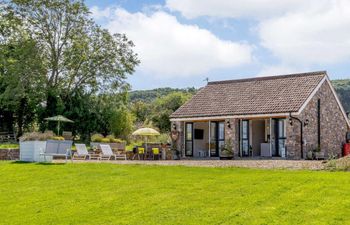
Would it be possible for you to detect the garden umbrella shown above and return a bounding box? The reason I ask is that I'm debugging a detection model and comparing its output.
[132,128,160,153]
[44,115,74,135]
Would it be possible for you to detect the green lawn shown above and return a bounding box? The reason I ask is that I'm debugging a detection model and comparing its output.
[0,162,350,225]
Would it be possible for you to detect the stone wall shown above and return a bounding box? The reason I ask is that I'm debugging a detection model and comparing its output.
[171,121,185,158]
[0,149,19,160]
[286,81,349,159]
[225,118,240,157]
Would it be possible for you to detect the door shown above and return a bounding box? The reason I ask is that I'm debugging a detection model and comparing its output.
[185,122,193,156]
[274,119,286,157]
[240,120,250,156]
[210,121,225,157]
[277,119,286,157]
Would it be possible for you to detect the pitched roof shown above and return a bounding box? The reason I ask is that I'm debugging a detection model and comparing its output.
[171,71,327,119]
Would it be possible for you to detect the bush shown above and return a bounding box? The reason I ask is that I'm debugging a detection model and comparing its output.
[110,138,124,143]
[106,134,115,142]
[91,133,104,142]
[100,138,110,143]
[20,131,54,141]
[51,136,65,141]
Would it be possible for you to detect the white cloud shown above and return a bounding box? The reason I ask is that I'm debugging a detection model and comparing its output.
[166,0,308,19]
[259,0,350,65]
[92,7,253,77]
[167,0,350,67]
[90,6,113,20]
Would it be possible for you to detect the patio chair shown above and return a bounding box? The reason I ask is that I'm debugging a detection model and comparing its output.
[73,144,98,160]
[137,147,145,160]
[100,144,127,160]
[152,148,160,160]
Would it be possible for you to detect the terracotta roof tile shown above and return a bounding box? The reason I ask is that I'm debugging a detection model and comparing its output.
[171,71,326,118]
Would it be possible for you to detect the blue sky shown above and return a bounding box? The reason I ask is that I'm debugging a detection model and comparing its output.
[86,0,350,90]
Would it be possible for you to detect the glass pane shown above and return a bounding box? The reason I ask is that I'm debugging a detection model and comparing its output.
[242,140,249,155]
[210,123,216,141]
[242,121,248,138]
[278,139,286,157]
[278,120,285,138]
[186,123,192,140]
[186,141,193,155]
[218,122,225,140]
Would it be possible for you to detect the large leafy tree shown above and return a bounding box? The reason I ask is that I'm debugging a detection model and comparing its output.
[1,0,139,137]
[10,0,138,95]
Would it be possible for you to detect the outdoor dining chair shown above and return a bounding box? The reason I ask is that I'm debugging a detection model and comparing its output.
[137,147,145,160]
[152,148,160,160]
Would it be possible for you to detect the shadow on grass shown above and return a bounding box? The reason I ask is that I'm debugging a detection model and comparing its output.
[11,161,66,166]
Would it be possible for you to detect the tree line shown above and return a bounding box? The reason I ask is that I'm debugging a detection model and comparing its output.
[0,0,194,142]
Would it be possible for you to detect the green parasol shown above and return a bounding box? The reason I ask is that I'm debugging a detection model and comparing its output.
[44,115,74,135]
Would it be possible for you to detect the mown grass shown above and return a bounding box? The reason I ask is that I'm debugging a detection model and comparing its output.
[0,162,349,225]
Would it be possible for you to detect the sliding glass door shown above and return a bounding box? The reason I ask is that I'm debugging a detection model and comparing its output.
[185,123,193,156]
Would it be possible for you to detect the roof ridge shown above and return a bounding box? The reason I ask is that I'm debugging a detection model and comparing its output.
[208,70,327,85]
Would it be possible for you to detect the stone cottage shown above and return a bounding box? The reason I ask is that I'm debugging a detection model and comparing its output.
[170,71,349,159]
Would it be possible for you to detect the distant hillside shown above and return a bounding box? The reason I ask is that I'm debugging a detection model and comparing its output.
[129,80,350,113]
[332,79,350,114]
[129,87,197,102]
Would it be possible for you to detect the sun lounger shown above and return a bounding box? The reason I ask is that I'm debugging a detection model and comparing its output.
[100,144,126,160]
[74,144,100,160]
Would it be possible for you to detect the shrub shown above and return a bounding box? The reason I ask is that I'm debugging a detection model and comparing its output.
[110,138,124,143]
[91,133,104,142]
[100,138,110,143]
[20,131,55,141]
[51,136,65,141]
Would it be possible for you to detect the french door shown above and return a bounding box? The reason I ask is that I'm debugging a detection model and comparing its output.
[210,121,225,157]
[275,119,286,157]
[240,120,250,156]
[185,122,193,156]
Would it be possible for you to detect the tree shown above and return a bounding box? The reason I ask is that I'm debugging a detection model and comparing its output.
[151,92,192,132]
[1,0,139,137]
[0,9,46,136]
[8,0,139,126]
[109,106,135,139]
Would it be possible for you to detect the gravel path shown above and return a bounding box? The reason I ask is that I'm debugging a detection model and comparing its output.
[63,159,326,170]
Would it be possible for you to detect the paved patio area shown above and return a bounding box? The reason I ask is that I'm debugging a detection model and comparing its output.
[61,159,326,170]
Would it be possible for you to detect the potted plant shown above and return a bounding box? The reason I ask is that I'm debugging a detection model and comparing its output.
[220,139,234,160]
[306,150,314,160]
[19,131,54,162]
[313,146,325,160]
